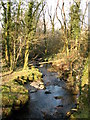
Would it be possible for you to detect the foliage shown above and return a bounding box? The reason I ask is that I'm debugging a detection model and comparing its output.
[69,1,80,40]
[70,59,89,119]
[81,59,88,87]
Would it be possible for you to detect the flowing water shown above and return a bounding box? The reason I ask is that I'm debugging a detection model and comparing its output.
[6,64,77,120]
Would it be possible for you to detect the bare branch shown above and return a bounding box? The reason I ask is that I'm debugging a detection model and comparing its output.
[81,0,88,30]
[62,0,67,34]
[56,0,63,28]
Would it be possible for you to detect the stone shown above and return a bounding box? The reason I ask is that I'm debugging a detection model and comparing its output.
[55,105,63,109]
[30,82,39,89]
[39,84,45,89]
[45,90,51,94]
[30,81,45,89]
[30,89,37,93]
[54,96,63,100]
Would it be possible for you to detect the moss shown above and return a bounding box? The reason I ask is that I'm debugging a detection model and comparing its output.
[14,67,42,84]
[71,107,89,119]
[1,80,29,118]
[14,99,21,106]
[34,75,38,81]
[18,94,28,105]
[0,93,2,107]
[71,61,89,119]
[28,75,33,81]
[1,86,10,93]
[81,60,88,87]
[1,66,42,118]
[2,107,12,117]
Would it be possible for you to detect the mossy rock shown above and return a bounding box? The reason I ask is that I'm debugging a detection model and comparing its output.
[14,99,21,106]
[1,80,29,118]
[21,76,24,79]
[14,77,27,85]
[23,75,28,80]
[2,107,12,117]
[14,67,43,83]
[34,75,38,81]
[18,94,28,105]
[1,86,10,93]
[2,94,14,107]
[28,75,33,81]
[13,106,20,110]
[22,79,27,84]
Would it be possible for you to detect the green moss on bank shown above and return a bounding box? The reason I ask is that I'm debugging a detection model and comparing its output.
[70,60,89,119]
[1,66,43,118]
[1,80,29,118]
[14,66,43,85]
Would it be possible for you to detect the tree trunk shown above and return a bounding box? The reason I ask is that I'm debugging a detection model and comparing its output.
[23,41,29,70]
[10,52,13,71]
[5,32,9,62]
[52,23,54,35]
[7,0,12,69]
[1,1,9,63]
[75,38,78,50]
[43,11,47,56]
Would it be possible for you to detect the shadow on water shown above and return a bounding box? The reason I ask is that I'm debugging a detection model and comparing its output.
[4,64,77,120]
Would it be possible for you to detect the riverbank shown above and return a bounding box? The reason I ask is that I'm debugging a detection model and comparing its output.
[1,66,43,119]
[0,80,29,119]
[46,54,89,119]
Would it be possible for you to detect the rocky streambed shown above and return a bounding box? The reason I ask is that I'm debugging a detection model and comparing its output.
[3,64,77,120]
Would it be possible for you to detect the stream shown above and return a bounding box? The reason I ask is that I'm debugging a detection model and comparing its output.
[6,64,77,120]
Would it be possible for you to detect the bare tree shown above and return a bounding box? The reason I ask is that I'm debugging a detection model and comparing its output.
[56,0,69,55]
[81,0,88,30]
[48,6,55,34]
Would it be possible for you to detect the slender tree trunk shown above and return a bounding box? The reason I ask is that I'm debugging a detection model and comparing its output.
[75,38,78,50]
[23,40,29,69]
[10,52,13,71]
[7,0,12,70]
[1,1,9,63]
[43,11,47,56]
[88,4,90,116]
[13,38,16,70]
[7,31,10,67]
[52,23,54,35]
[5,32,8,62]
[66,43,69,56]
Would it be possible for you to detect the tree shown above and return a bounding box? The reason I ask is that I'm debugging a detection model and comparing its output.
[69,0,81,50]
[48,6,55,34]
[81,0,88,30]
[24,0,44,69]
[56,0,69,55]
[23,1,34,69]
[13,0,22,70]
